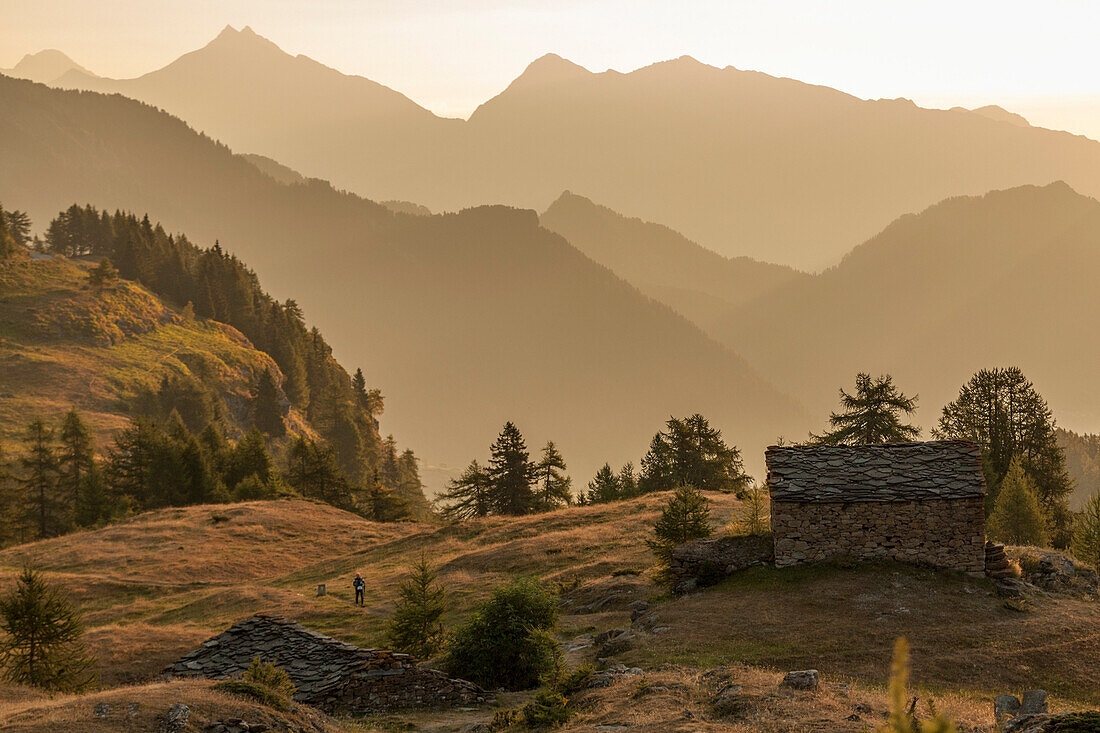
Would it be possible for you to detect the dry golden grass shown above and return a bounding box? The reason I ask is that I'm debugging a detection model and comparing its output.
[0,678,345,732]
[0,491,1096,732]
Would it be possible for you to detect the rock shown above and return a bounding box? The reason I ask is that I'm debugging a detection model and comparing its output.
[629,600,650,622]
[93,702,110,718]
[994,694,1021,726]
[597,632,636,658]
[780,669,819,691]
[1020,689,1048,715]
[594,628,626,645]
[159,703,190,733]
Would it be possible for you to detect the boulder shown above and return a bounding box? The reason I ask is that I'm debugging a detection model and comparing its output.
[1021,689,1048,715]
[780,670,819,691]
[994,694,1022,726]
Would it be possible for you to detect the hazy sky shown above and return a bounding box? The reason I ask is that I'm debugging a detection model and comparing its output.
[4,0,1100,135]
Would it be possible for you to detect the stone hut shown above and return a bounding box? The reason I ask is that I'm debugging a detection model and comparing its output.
[766,441,986,573]
[164,614,484,714]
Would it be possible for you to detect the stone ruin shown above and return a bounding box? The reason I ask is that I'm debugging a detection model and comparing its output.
[164,614,484,714]
[670,534,774,593]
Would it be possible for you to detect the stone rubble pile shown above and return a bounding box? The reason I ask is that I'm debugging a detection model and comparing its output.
[164,614,484,714]
[985,541,1014,579]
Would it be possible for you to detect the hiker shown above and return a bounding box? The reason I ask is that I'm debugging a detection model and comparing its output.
[353,572,366,606]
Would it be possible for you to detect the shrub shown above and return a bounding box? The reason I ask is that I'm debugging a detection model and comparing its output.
[214,656,296,711]
[443,578,560,690]
[520,688,570,727]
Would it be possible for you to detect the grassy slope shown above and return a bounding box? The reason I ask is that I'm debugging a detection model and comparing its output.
[0,494,1096,730]
[0,248,308,447]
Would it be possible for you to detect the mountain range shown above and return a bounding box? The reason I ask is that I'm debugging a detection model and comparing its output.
[43,25,1100,269]
[0,73,803,488]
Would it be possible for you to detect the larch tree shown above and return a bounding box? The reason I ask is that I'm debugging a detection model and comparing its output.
[20,419,61,539]
[252,370,286,437]
[436,460,492,520]
[640,414,750,494]
[936,367,1073,538]
[0,568,96,692]
[534,441,572,511]
[585,464,621,504]
[987,459,1048,547]
[647,485,713,570]
[487,422,535,515]
[57,410,94,517]
[813,373,920,446]
[386,557,447,658]
[1071,491,1100,568]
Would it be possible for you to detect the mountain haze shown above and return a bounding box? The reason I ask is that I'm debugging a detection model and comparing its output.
[0,74,803,487]
[1,49,95,84]
[714,182,1100,436]
[541,191,806,332]
[51,28,1100,269]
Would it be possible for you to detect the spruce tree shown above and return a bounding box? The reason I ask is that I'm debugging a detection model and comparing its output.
[386,557,447,658]
[285,437,353,509]
[487,422,535,515]
[534,441,572,511]
[647,485,713,568]
[585,464,621,504]
[394,449,430,520]
[987,459,1048,546]
[0,568,96,691]
[437,460,492,520]
[87,258,120,289]
[252,370,286,437]
[1071,491,1100,568]
[813,373,920,446]
[20,419,61,539]
[227,429,275,491]
[57,410,94,519]
[617,462,639,499]
[72,464,112,528]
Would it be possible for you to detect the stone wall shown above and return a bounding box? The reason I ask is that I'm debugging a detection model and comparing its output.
[670,534,775,593]
[165,614,484,714]
[771,497,985,572]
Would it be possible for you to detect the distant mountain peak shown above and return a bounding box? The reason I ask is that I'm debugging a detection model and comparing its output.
[5,49,95,83]
[511,53,591,87]
[205,24,283,55]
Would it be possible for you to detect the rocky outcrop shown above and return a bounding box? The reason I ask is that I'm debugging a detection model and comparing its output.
[670,534,774,593]
[164,614,484,714]
[1014,548,1099,597]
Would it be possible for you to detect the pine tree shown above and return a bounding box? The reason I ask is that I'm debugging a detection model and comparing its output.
[436,460,492,520]
[585,464,621,504]
[386,557,447,658]
[252,370,286,437]
[0,568,96,691]
[20,419,62,539]
[533,441,572,511]
[813,373,920,445]
[646,486,713,569]
[285,437,353,509]
[57,411,94,523]
[394,449,430,520]
[227,429,275,491]
[1071,491,1100,568]
[362,481,410,522]
[987,459,1048,546]
[487,422,535,515]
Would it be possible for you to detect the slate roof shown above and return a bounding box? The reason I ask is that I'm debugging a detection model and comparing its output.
[765,441,986,503]
[164,613,414,702]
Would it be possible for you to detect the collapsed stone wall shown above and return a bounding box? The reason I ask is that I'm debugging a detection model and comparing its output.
[771,497,985,573]
[165,614,483,714]
[670,534,774,593]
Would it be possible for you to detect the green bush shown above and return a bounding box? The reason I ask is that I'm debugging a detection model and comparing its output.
[213,656,296,711]
[443,578,560,690]
[520,688,570,727]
